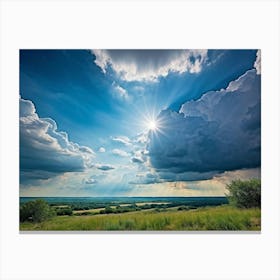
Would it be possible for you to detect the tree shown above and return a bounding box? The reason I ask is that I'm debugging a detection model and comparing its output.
[226,179,261,208]
[20,199,56,222]
[104,206,114,214]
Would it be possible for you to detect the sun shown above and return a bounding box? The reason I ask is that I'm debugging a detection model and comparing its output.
[148,120,157,131]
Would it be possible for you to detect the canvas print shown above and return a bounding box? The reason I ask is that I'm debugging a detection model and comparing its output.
[19,49,261,231]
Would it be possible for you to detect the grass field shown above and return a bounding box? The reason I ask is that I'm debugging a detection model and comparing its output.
[20,205,261,231]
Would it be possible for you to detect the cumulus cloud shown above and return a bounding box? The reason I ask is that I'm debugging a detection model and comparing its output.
[20,98,95,183]
[148,69,261,181]
[94,163,115,171]
[98,147,106,153]
[254,50,261,75]
[113,82,129,99]
[92,49,208,82]
[112,135,131,146]
[133,132,148,144]
[131,150,148,164]
[78,146,95,154]
[112,149,129,157]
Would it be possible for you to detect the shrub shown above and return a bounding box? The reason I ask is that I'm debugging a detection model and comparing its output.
[20,199,56,222]
[226,179,261,208]
[104,206,114,214]
[55,207,73,216]
[177,206,189,211]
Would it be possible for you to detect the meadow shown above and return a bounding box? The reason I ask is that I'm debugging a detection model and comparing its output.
[20,205,260,231]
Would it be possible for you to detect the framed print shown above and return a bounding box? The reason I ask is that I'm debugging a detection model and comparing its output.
[19,49,261,232]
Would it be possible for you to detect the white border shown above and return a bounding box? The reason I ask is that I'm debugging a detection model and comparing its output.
[1,1,279,280]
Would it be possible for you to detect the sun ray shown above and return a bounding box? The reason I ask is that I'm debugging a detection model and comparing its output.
[147,120,157,131]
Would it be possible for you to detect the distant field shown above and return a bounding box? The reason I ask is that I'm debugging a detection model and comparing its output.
[72,202,171,214]
[20,205,261,231]
[73,208,105,214]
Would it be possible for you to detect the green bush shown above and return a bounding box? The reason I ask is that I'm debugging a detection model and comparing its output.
[177,206,189,211]
[104,206,114,214]
[55,207,73,216]
[20,199,56,222]
[226,179,261,208]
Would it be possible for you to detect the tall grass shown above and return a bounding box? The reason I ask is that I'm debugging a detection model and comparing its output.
[20,205,260,231]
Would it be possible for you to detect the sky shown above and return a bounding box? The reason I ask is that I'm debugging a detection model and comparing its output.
[19,49,261,197]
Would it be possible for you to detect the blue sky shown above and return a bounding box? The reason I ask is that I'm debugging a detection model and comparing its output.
[20,49,261,197]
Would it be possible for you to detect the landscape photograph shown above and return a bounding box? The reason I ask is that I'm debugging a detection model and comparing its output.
[19,49,261,231]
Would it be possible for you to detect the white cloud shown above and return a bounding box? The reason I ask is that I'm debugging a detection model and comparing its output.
[78,146,94,154]
[113,83,129,99]
[133,132,148,144]
[112,149,129,157]
[92,49,208,82]
[98,147,106,153]
[85,178,97,184]
[131,149,148,165]
[254,50,261,75]
[92,49,109,73]
[20,98,95,183]
[112,135,132,146]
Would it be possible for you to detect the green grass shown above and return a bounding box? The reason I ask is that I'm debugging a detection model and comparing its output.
[20,205,261,231]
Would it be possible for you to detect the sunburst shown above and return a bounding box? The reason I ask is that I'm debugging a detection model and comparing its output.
[147,120,157,131]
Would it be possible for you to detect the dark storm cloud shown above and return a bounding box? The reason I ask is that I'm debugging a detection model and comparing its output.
[157,171,220,182]
[148,69,261,179]
[20,98,95,183]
